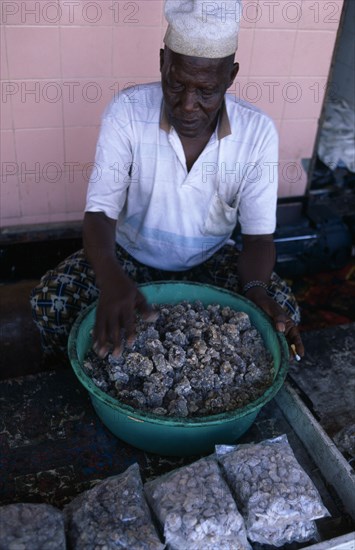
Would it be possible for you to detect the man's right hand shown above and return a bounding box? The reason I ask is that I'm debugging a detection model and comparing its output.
[93,266,153,358]
[83,211,154,359]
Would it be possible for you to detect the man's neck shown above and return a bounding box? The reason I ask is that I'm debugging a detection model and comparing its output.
[179,132,213,172]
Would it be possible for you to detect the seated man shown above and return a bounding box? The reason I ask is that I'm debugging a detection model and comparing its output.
[31,0,304,361]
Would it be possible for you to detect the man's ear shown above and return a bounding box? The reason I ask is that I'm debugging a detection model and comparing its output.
[159,48,165,73]
[229,62,239,87]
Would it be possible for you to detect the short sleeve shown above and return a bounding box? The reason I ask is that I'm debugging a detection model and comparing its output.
[85,97,134,220]
[238,118,278,235]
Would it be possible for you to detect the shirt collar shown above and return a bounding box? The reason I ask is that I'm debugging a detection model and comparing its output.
[159,100,231,140]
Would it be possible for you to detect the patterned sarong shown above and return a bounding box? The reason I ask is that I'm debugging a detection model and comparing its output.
[30,245,300,356]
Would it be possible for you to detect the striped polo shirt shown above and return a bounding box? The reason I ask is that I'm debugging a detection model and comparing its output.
[85,82,278,270]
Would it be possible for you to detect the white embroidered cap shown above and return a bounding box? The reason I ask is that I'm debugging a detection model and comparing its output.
[164,0,242,58]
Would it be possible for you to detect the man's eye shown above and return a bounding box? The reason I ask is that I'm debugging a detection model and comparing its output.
[168,83,184,92]
[201,90,215,98]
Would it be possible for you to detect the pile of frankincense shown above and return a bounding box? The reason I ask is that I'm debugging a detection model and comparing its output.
[84,300,275,416]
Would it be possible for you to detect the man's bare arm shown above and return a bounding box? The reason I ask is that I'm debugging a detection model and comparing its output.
[83,212,151,357]
[238,234,304,358]
[238,233,275,290]
[83,211,119,285]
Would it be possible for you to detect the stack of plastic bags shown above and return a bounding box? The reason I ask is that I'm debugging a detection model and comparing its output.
[0,435,330,549]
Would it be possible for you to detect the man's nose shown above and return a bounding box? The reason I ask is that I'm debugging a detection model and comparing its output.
[181,90,198,113]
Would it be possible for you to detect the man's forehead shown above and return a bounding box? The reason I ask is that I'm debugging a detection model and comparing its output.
[168,71,221,91]
[164,49,231,82]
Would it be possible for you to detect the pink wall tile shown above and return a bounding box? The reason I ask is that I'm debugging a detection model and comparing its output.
[300,0,344,31]
[279,119,318,160]
[11,80,63,129]
[249,30,296,76]
[111,78,152,96]
[18,171,67,218]
[1,131,16,164]
[18,167,87,218]
[1,28,9,80]
[65,172,88,212]
[228,76,288,131]
[236,28,254,77]
[1,0,62,26]
[125,1,163,26]
[15,128,65,176]
[63,79,115,127]
[11,214,44,225]
[20,180,50,217]
[0,131,18,219]
[58,0,113,26]
[278,160,308,196]
[6,27,60,79]
[292,30,338,76]
[0,94,14,130]
[235,77,292,120]
[283,77,328,119]
[113,26,162,78]
[1,1,344,225]
[47,174,67,215]
[60,27,112,78]
[64,126,99,168]
[63,78,153,127]
[255,0,302,30]
[0,176,21,221]
[240,0,258,30]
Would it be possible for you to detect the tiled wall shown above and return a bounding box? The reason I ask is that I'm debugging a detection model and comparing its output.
[1,0,344,228]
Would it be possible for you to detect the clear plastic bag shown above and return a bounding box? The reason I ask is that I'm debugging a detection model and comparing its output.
[0,503,66,550]
[144,457,251,550]
[216,435,329,547]
[254,520,318,546]
[64,463,164,549]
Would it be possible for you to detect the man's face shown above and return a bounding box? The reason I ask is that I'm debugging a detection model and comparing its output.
[160,48,239,139]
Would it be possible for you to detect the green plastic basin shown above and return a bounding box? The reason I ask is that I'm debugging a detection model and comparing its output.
[68,282,289,456]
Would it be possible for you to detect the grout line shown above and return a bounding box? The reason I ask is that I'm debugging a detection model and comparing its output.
[57,0,67,217]
[3,25,22,218]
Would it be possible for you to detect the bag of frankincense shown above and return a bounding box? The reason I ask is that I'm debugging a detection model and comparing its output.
[144,456,251,550]
[216,435,330,547]
[0,503,66,550]
[64,463,164,550]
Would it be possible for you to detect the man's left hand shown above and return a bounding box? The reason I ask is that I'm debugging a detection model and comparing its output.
[246,290,304,360]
